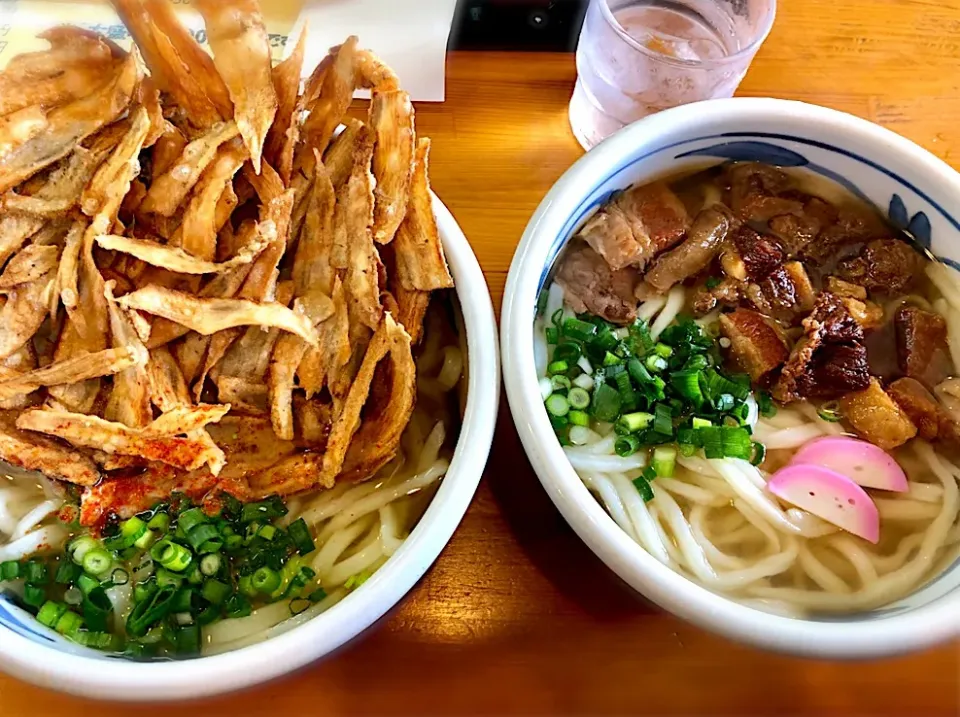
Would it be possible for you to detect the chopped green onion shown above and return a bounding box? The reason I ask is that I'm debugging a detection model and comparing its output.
[553,342,582,364]
[309,588,327,603]
[187,523,219,551]
[23,560,48,585]
[0,560,19,580]
[692,417,712,429]
[568,410,590,427]
[76,573,99,595]
[652,403,673,436]
[37,601,67,628]
[550,375,572,392]
[201,579,231,605]
[714,393,735,412]
[251,566,281,594]
[68,536,99,565]
[603,351,622,367]
[288,519,316,556]
[152,540,192,573]
[23,583,46,607]
[147,512,170,532]
[155,567,184,589]
[110,568,129,586]
[343,571,371,591]
[683,354,710,371]
[224,593,252,619]
[679,442,697,457]
[632,476,654,502]
[614,434,641,457]
[81,548,113,577]
[652,446,677,478]
[199,553,222,576]
[177,508,208,535]
[54,560,80,585]
[544,327,559,344]
[240,498,288,524]
[563,317,597,342]
[257,524,278,541]
[175,624,201,655]
[698,426,724,459]
[751,441,767,466]
[654,343,673,358]
[290,598,311,616]
[539,377,554,400]
[126,585,176,637]
[670,370,704,407]
[104,516,148,551]
[547,360,569,375]
[645,355,668,373]
[590,383,621,423]
[68,630,120,651]
[720,426,753,460]
[134,528,157,551]
[705,276,723,289]
[817,400,842,422]
[545,393,570,418]
[567,387,591,410]
[551,308,564,327]
[81,587,112,631]
[616,411,653,433]
[55,609,83,636]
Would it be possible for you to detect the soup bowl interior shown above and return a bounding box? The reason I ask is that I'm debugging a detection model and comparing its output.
[0,196,500,700]
[502,97,960,658]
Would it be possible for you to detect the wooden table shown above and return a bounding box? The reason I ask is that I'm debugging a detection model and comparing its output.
[2,0,960,713]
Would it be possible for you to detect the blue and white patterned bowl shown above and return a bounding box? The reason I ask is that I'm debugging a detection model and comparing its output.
[502,98,960,658]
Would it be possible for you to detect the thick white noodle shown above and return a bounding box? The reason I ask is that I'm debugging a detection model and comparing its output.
[607,472,671,563]
[11,499,62,540]
[636,295,667,322]
[0,524,67,561]
[650,286,685,340]
[583,471,638,542]
[564,449,647,473]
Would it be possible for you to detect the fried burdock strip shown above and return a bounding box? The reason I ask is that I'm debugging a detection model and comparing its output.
[145,219,268,349]
[233,453,332,501]
[370,89,415,245]
[0,344,38,409]
[394,138,454,291]
[0,345,146,401]
[264,29,307,184]
[56,219,85,314]
[103,281,152,427]
[194,0,277,173]
[0,270,54,360]
[1,143,113,216]
[138,120,239,217]
[300,37,359,159]
[0,244,58,289]
[356,48,400,92]
[0,412,100,486]
[292,154,336,297]
[96,228,267,275]
[117,286,320,346]
[332,126,381,330]
[317,312,413,484]
[0,214,43,269]
[112,0,231,127]
[297,279,350,399]
[16,408,227,473]
[174,139,247,261]
[0,50,140,193]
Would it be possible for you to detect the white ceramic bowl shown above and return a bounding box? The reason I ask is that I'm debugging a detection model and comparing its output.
[502,98,960,658]
[0,196,499,700]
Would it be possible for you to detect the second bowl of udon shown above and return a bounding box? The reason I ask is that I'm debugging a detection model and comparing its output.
[502,97,960,658]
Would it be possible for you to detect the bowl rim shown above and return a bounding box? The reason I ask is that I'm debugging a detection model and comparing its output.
[501,96,960,659]
[0,194,500,700]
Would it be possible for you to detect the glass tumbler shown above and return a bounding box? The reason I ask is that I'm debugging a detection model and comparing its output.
[569,0,777,149]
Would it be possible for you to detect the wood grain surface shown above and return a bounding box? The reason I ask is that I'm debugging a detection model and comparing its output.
[2,0,960,713]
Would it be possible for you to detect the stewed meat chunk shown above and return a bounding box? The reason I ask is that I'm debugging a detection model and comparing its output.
[643,207,731,293]
[895,305,953,388]
[577,182,689,271]
[719,308,789,382]
[838,239,926,294]
[773,293,870,402]
[555,242,639,324]
[733,226,784,281]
